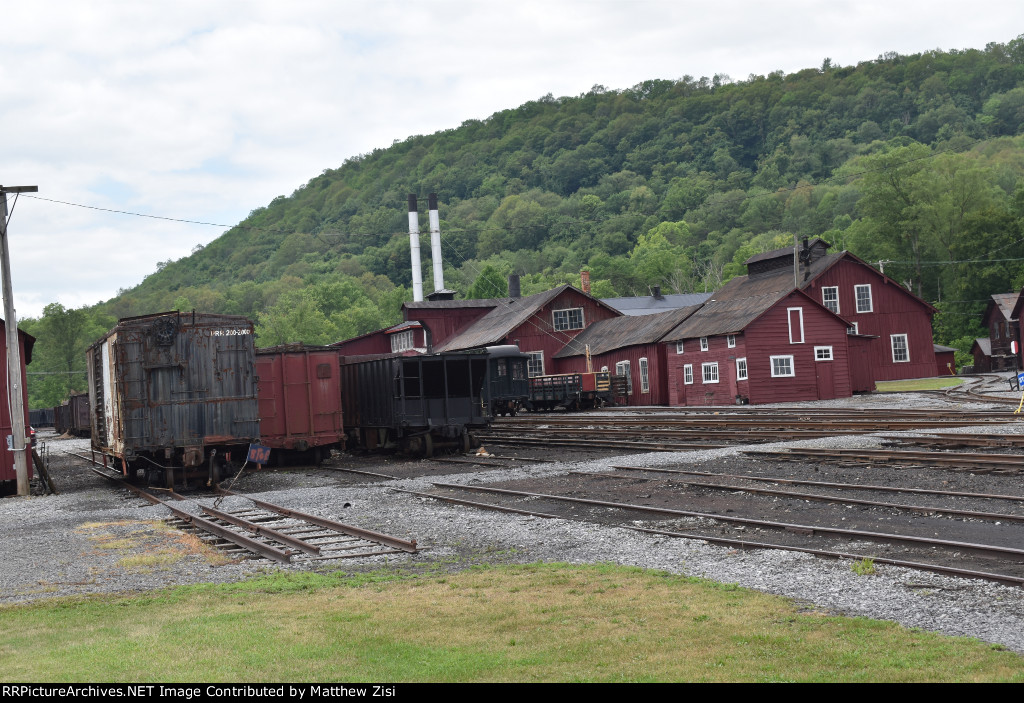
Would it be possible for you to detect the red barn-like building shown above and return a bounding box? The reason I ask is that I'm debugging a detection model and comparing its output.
[404,285,623,377]
[663,282,852,406]
[747,239,938,382]
[552,306,700,406]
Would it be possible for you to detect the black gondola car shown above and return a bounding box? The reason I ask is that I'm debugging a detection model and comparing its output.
[53,392,90,437]
[484,345,530,416]
[29,407,54,429]
[340,351,490,456]
[86,312,259,487]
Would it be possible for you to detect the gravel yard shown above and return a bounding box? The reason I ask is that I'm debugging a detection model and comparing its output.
[5,389,1024,656]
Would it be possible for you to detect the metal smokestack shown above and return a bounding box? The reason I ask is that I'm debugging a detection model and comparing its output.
[428,193,444,292]
[408,194,424,302]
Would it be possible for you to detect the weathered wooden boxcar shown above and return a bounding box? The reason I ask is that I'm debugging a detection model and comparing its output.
[87,312,259,487]
[53,392,90,437]
[256,344,344,464]
[340,351,490,456]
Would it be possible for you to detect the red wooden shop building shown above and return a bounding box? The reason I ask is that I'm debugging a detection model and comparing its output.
[404,285,623,377]
[663,284,854,406]
[763,239,938,382]
[552,306,701,406]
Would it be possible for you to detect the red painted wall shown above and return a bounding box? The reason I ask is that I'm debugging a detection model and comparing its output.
[0,328,32,483]
[805,258,936,381]
[665,292,852,406]
[506,291,621,379]
[556,343,668,406]
[404,306,493,348]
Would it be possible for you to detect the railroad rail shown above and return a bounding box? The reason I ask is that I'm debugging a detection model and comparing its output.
[398,480,1024,587]
[744,447,1024,474]
[76,452,417,563]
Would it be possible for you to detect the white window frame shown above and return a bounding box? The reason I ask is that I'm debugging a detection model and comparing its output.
[390,329,415,353]
[847,322,859,335]
[855,284,873,313]
[891,334,910,363]
[821,286,840,315]
[770,355,795,378]
[788,307,804,344]
[526,351,545,377]
[814,346,834,361]
[639,357,650,393]
[702,362,719,384]
[553,307,585,331]
[683,364,693,385]
[616,360,633,394]
[676,341,684,354]
[727,334,736,348]
[736,357,748,381]
[700,337,709,351]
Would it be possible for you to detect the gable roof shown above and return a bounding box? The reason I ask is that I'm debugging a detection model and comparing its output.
[973,337,992,356]
[741,240,938,314]
[988,292,1018,322]
[554,305,702,358]
[434,285,620,352]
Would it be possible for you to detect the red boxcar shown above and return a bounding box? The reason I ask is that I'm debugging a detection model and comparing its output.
[256,345,344,464]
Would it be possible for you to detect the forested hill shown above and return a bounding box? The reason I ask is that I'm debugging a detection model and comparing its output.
[23,38,1024,406]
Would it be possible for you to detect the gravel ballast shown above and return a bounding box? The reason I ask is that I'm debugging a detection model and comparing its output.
[5,391,1024,656]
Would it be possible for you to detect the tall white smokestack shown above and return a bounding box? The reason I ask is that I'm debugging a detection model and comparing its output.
[408,194,424,302]
[428,193,444,292]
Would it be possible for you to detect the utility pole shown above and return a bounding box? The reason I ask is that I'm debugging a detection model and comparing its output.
[0,185,36,496]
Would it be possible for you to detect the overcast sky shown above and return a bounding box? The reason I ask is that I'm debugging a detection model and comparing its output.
[2,1,1022,318]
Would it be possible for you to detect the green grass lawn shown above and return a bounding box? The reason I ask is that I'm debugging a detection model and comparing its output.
[875,377,963,392]
[0,563,1021,682]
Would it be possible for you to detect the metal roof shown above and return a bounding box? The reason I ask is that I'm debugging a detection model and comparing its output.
[601,292,713,315]
[554,306,702,358]
[989,292,1018,321]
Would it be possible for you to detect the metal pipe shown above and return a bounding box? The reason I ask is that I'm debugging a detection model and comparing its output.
[428,193,444,292]
[407,195,423,302]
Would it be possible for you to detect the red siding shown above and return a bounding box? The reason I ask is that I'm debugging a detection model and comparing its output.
[506,291,621,379]
[555,343,668,406]
[665,292,852,406]
[935,350,957,377]
[405,307,493,347]
[743,295,852,405]
[0,327,32,483]
[806,259,936,381]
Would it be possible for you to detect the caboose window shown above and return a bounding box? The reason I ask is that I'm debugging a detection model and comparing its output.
[553,308,585,331]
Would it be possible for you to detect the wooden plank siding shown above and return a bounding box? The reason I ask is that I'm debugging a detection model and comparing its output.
[555,343,668,405]
[510,290,622,379]
[666,292,852,406]
[804,259,936,381]
[667,334,749,406]
[405,307,493,348]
